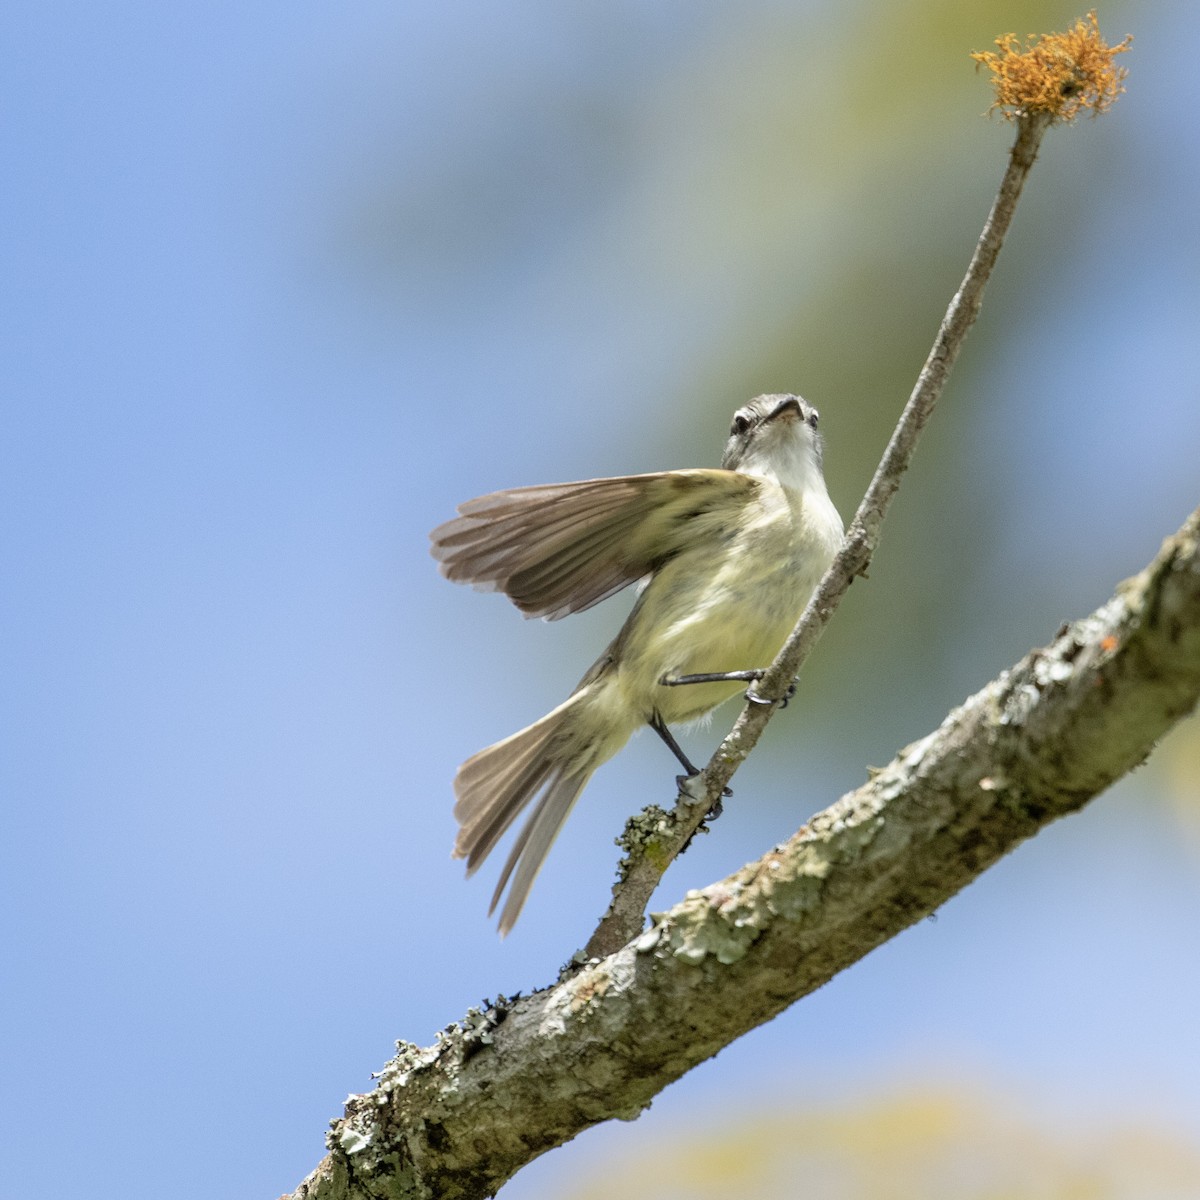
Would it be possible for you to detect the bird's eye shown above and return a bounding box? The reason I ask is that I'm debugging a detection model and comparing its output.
[731,413,752,435]
[807,408,819,429]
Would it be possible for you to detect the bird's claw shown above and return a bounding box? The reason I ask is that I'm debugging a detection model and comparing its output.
[676,773,733,803]
[746,680,797,708]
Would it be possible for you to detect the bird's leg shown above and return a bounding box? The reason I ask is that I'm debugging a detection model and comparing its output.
[661,669,797,708]
[647,713,731,805]
[662,669,764,687]
[648,712,700,775]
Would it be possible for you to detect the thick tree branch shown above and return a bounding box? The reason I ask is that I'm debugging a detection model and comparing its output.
[291,503,1200,1200]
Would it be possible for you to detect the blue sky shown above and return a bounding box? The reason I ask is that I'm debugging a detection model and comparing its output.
[3,3,1198,1197]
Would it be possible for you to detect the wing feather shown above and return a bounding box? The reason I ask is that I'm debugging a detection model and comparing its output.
[503,510,649,617]
[430,469,758,619]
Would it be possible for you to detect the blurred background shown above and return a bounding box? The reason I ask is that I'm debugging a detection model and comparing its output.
[3,1,1199,1196]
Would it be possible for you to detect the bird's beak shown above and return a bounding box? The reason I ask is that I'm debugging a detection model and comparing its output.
[766,396,802,423]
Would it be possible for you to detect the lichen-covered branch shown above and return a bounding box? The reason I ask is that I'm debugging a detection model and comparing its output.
[290,503,1200,1200]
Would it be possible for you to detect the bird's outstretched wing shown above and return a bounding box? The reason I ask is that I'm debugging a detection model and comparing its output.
[430,469,759,620]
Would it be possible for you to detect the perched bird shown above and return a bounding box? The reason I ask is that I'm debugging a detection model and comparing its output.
[430,395,843,933]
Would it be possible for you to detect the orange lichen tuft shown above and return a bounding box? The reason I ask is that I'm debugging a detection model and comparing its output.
[971,11,1131,122]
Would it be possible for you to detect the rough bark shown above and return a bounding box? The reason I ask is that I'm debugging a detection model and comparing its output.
[290,503,1200,1200]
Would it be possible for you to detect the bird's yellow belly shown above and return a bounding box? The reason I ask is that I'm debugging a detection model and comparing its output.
[615,532,813,723]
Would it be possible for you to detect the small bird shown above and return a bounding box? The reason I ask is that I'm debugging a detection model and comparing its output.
[430,395,843,933]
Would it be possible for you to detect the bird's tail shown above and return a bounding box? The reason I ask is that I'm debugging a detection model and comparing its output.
[452,691,595,935]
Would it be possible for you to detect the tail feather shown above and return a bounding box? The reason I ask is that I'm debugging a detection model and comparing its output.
[454,714,560,866]
[491,769,588,936]
[459,755,555,873]
[452,692,595,933]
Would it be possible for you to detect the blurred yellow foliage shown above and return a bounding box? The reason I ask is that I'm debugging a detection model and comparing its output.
[563,1087,1200,1200]
[1160,713,1200,852]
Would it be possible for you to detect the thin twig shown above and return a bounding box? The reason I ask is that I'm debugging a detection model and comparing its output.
[586,111,1053,958]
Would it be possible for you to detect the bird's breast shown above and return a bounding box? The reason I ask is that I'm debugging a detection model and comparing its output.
[613,484,840,723]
